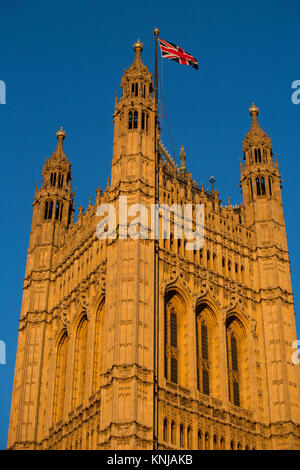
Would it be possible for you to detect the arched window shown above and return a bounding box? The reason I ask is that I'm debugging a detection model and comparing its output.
[228,259,232,275]
[241,265,245,283]
[222,257,226,275]
[207,250,211,269]
[205,432,210,450]
[180,425,185,447]
[260,176,266,195]
[171,422,176,444]
[198,430,203,450]
[72,316,88,408]
[142,111,145,130]
[128,111,133,129]
[131,83,138,96]
[50,172,56,186]
[58,173,64,188]
[196,304,217,396]
[133,110,138,129]
[213,434,218,450]
[213,253,217,271]
[164,291,188,386]
[249,179,253,200]
[92,299,105,392]
[163,419,169,442]
[220,437,225,449]
[226,316,248,408]
[254,148,262,163]
[187,426,192,449]
[53,332,68,423]
[44,200,53,220]
[268,177,272,196]
[256,176,266,196]
[55,201,63,221]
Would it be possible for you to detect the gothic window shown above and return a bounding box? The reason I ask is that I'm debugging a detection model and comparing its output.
[196,304,217,396]
[228,259,232,275]
[171,422,176,444]
[133,110,138,129]
[68,204,73,226]
[205,432,210,450]
[92,299,105,392]
[44,200,53,220]
[187,426,192,449]
[180,425,185,447]
[50,172,56,186]
[58,173,64,188]
[254,148,262,163]
[256,176,266,196]
[213,253,217,271]
[249,179,253,199]
[72,316,88,408]
[198,430,203,450]
[163,419,169,442]
[131,83,138,96]
[53,332,68,423]
[226,317,247,408]
[220,437,225,449]
[207,250,211,269]
[222,257,226,275]
[165,291,188,386]
[268,177,272,196]
[213,435,218,450]
[260,176,266,194]
[142,84,146,98]
[55,202,63,221]
[141,111,145,130]
[241,265,245,283]
[141,111,148,130]
[128,111,133,129]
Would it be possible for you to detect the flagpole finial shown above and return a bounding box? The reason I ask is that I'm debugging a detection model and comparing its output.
[154,27,160,37]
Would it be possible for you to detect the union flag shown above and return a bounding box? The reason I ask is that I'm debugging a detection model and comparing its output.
[158,38,198,70]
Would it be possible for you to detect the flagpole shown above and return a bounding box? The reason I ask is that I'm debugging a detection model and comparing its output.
[153,26,159,450]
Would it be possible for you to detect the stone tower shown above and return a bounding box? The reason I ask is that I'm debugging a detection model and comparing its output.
[7,42,300,450]
[240,104,300,446]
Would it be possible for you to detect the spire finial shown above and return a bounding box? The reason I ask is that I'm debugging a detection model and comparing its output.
[209,176,216,191]
[180,145,186,171]
[249,103,259,119]
[56,126,66,142]
[133,39,143,55]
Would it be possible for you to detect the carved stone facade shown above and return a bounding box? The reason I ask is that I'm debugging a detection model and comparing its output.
[7,41,300,450]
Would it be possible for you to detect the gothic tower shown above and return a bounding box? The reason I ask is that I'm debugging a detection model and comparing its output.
[240,104,300,447]
[98,39,157,449]
[7,42,300,451]
[8,129,74,446]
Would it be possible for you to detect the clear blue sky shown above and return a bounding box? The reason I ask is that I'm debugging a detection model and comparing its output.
[0,0,299,449]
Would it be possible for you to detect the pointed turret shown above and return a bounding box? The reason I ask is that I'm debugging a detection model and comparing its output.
[240,104,280,207]
[243,103,272,162]
[180,145,186,172]
[33,128,74,231]
[111,40,156,185]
